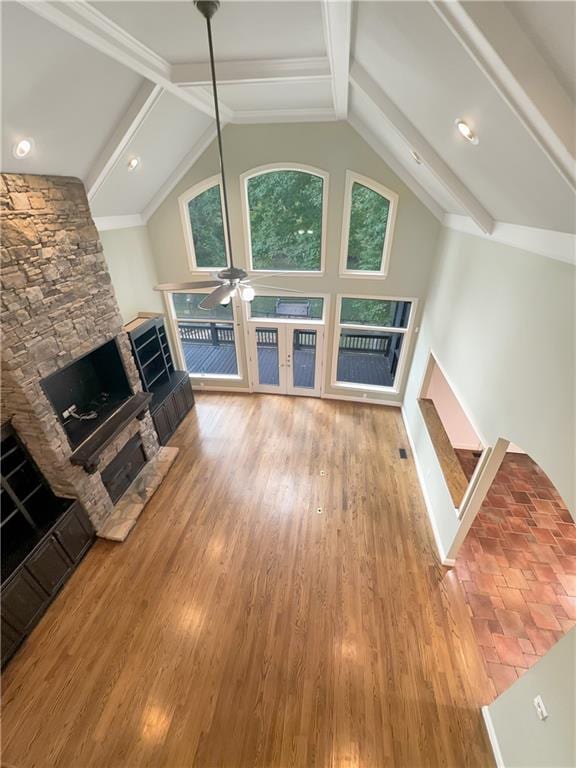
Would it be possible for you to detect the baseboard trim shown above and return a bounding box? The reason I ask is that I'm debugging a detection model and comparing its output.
[401,406,456,567]
[481,706,505,768]
[322,392,401,407]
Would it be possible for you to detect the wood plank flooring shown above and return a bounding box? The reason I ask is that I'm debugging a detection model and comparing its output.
[1,394,494,768]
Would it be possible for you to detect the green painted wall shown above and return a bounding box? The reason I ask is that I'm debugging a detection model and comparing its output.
[146,121,441,400]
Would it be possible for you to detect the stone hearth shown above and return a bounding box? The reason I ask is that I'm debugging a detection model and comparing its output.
[0,173,160,530]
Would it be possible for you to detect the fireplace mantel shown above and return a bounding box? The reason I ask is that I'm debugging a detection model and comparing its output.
[70,392,152,473]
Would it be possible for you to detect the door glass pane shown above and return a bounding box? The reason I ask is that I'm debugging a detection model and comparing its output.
[256,327,279,386]
[292,329,316,389]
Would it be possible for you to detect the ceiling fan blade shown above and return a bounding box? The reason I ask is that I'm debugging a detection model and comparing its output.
[199,283,234,309]
[154,281,222,292]
[250,284,307,294]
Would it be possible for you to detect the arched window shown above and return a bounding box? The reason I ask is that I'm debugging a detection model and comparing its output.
[179,176,229,271]
[241,164,328,273]
[339,171,398,277]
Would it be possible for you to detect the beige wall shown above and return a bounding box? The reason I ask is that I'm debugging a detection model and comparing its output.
[486,628,576,768]
[403,227,576,559]
[100,225,163,324]
[147,121,441,400]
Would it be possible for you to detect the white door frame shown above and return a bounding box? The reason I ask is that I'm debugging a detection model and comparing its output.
[246,320,325,397]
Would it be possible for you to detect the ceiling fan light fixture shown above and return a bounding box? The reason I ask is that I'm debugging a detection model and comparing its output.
[240,285,255,302]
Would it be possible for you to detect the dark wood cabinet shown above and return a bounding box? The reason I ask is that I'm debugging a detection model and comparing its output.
[125,315,195,445]
[54,506,94,563]
[26,538,71,595]
[1,423,95,668]
[1,569,47,633]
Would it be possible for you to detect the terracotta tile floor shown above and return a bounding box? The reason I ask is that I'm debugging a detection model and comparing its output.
[454,450,576,697]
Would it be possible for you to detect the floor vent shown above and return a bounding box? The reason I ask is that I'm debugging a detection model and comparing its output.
[399,448,408,459]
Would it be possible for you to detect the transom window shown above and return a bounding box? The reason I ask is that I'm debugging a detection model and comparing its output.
[340,172,398,278]
[332,296,414,392]
[242,165,328,272]
[170,292,240,378]
[249,295,325,321]
[179,176,229,271]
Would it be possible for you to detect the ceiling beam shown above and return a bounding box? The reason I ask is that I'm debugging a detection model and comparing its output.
[350,63,494,234]
[321,0,352,119]
[172,57,331,87]
[20,0,231,120]
[432,1,576,192]
[87,82,163,201]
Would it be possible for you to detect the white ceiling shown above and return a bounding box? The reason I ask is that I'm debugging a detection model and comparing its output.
[92,1,326,63]
[505,1,576,103]
[1,2,142,180]
[2,0,575,235]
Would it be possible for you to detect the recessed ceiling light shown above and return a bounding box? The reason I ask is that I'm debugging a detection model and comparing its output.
[410,150,422,165]
[127,156,141,171]
[455,119,478,145]
[13,138,33,159]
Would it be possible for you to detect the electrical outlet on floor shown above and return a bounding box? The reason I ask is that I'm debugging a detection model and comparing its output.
[533,695,549,721]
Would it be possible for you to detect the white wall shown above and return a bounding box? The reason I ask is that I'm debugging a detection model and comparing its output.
[146,121,441,401]
[403,227,576,560]
[486,628,576,768]
[100,225,163,324]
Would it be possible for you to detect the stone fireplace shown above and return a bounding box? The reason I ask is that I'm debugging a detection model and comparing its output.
[0,172,160,530]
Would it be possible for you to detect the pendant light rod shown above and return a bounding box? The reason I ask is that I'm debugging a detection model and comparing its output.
[195,1,235,270]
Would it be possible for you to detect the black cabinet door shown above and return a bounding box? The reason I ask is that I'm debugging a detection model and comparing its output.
[152,404,172,445]
[2,617,23,667]
[54,506,94,563]
[26,537,71,595]
[174,381,189,423]
[183,378,195,410]
[1,568,48,633]
[164,393,179,432]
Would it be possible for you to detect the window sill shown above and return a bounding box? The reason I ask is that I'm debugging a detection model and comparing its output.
[339,271,389,280]
[331,381,399,396]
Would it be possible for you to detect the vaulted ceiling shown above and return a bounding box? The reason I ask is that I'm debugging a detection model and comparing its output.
[2,1,575,236]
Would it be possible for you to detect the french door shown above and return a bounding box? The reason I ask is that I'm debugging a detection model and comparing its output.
[247,323,324,396]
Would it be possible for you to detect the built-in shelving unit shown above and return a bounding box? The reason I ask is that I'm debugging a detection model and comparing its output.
[125,315,194,445]
[1,423,95,668]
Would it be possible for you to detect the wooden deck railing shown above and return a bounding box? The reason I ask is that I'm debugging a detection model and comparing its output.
[178,322,392,355]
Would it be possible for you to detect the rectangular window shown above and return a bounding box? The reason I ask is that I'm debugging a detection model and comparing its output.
[332,296,414,392]
[249,296,324,321]
[340,172,398,277]
[171,293,239,378]
[244,168,326,272]
[179,178,228,271]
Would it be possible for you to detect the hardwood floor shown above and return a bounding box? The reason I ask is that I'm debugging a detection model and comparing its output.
[1,394,494,768]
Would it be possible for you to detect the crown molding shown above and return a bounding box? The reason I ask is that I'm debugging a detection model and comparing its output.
[444,214,576,266]
[232,108,337,125]
[172,57,331,86]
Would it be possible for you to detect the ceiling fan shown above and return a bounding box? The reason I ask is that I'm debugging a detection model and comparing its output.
[155,1,305,310]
